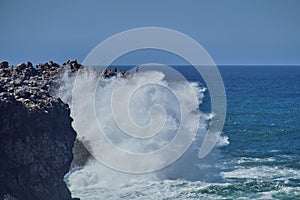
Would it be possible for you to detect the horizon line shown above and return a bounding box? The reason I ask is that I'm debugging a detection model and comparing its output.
[2,60,300,67]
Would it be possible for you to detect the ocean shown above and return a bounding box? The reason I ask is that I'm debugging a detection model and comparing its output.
[65,65,300,199]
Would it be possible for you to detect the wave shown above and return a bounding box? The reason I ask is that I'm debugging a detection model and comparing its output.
[66,177,300,200]
[57,68,229,193]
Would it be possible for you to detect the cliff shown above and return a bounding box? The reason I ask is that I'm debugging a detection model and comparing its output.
[0,61,79,200]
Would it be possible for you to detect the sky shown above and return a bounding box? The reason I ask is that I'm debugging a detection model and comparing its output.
[0,0,300,65]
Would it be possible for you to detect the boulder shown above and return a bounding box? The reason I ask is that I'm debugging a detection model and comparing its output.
[16,63,26,71]
[0,61,9,69]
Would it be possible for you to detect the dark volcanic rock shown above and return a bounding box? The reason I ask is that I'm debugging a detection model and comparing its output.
[70,138,92,168]
[0,61,79,200]
[0,61,9,69]
[63,60,83,73]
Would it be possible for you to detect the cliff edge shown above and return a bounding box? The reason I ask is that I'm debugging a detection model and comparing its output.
[0,61,78,200]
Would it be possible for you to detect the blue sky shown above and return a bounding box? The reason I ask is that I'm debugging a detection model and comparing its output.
[1,0,300,65]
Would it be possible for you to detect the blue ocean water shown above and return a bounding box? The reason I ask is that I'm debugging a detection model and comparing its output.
[220,65,300,160]
[216,65,300,199]
[67,65,300,199]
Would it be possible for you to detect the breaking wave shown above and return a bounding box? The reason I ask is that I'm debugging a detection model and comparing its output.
[57,68,228,196]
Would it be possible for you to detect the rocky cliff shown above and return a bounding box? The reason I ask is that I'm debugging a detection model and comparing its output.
[0,61,80,200]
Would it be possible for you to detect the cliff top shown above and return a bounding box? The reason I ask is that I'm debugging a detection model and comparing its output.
[0,61,80,111]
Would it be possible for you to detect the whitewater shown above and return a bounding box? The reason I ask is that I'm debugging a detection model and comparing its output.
[59,66,300,199]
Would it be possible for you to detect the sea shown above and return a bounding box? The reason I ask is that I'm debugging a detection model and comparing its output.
[65,65,300,200]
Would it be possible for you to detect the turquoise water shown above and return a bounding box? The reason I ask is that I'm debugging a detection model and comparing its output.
[67,65,300,199]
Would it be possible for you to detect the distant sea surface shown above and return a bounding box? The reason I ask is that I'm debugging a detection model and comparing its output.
[67,65,300,199]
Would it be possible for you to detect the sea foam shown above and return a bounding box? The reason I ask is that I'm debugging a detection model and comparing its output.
[59,68,226,190]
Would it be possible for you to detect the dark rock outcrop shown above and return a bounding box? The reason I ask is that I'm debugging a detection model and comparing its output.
[0,60,132,199]
[63,60,83,73]
[70,138,92,168]
[0,61,78,200]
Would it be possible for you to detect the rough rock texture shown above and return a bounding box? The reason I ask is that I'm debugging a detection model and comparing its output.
[70,138,92,169]
[0,61,80,200]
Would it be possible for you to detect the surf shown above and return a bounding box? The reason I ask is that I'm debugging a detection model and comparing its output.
[56,67,228,197]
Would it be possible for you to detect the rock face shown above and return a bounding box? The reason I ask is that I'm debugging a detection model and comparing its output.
[0,61,78,200]
[70,138,92,169]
